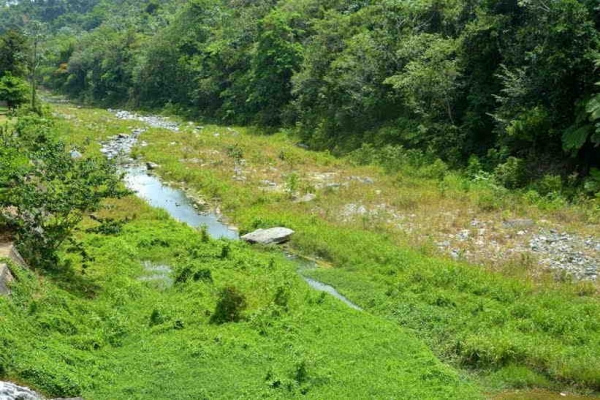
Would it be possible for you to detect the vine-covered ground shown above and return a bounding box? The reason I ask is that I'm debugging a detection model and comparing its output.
[1,104,599,399]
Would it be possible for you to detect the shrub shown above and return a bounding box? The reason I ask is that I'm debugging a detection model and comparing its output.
[494,157,526,189]
[0,121,127,268]
[210,286,247,324]
[583,168,600,197]
[193,268,213,283]
[199,225,210,243]
[466,155,483,178]
[0,73,29,110]
[535,174,562,197]
[220,243,231,259]
[420,159,448,180]
[175,267,193,284]
[149,309,166,327]
[273,285,290,310]
[226,143,244,162]
[348,143,377,166]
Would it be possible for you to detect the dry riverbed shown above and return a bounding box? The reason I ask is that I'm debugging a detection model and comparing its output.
[51,105,600,284]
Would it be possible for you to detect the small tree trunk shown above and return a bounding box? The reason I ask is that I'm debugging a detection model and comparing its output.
[30,41,37,111]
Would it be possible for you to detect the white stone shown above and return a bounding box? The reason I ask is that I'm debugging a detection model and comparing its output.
[242,228,295,245]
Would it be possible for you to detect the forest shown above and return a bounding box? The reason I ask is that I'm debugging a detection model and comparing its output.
[1,0,599,190]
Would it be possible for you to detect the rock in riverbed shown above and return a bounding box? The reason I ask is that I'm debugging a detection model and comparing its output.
[0,381,41,400]
[295,193,317,203]
[242,228,294,245]
[502,219,534,229]
[146,162,160,171]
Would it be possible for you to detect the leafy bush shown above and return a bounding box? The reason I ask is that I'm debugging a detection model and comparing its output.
[420,159,449,180]
[0,73,29,110]
[210,286,247,324]
[220,243,231,259]
[466,155,483,179]
[193,268,213,283]
[149,309,166,327]
[0,116,127,267]
[535,174,563,197]
[494,157,526,189]
[583,168,600,197]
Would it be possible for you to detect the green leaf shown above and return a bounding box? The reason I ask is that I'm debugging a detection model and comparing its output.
[561,124,591,151]
[586,95,600,121]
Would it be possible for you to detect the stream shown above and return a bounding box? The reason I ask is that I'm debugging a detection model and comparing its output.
[101,111,362,311]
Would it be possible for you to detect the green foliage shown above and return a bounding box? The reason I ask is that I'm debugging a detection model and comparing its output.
[0,73,29,109]
[0,29,28,78]
[295,219,600,391]
[385,34,461,125]
[535,175,563,197]
[225,143,243,162]
[583,168,600,196]
[6,0,597,182]
[494,157,527,189]
[0,114,126,267]
[210,286,247,324]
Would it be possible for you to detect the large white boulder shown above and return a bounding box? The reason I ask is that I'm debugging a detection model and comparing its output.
[241,228,294,245]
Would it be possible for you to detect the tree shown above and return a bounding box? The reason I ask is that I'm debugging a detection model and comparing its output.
[24,20,47,112]
[210,286,247,324]
[246,10,303,125]
[0,73,29,110]
[0,30,28,78]
[0,116,127,268]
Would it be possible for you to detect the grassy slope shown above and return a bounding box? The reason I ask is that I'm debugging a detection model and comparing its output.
[48,105,600,395]
[0,109,480,399]
[6,104,596,397]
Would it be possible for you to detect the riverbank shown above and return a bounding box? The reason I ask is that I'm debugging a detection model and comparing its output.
[0,108,482,398]
[45,104,600,396]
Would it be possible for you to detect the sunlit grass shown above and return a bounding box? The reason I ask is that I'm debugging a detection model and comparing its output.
[46,103,600,396]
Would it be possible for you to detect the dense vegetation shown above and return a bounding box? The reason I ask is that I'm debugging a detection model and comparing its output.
[1,0,599,189]
[0,111,482,399]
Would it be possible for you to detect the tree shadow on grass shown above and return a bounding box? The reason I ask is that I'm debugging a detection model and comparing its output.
[43,259,102,299]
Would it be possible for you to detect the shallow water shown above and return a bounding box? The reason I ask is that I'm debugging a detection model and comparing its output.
[123,166,238,240]
[138,261,174,290]
[287,254,362,310]
[302,276,362,310]
[101,116,360,311]
[126,164,362,309]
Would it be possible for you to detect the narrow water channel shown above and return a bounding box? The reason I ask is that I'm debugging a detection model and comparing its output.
[123,166,238,240]
[102,112,361,311]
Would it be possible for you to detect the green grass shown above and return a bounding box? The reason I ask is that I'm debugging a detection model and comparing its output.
[0,195,480,399]
[120,109,600,395]
[6,103,597,398]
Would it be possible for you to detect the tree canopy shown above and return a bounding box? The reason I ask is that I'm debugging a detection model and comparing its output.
[1,0,599,184]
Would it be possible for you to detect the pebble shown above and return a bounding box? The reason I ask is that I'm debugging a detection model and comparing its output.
[259,180,278,187]
[529,230,600,280]
[295,193,317,203]
[110,109,180,132]
[502,219,535,229]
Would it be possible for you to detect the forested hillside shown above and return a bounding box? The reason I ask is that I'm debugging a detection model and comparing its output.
[1,0,599,188]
